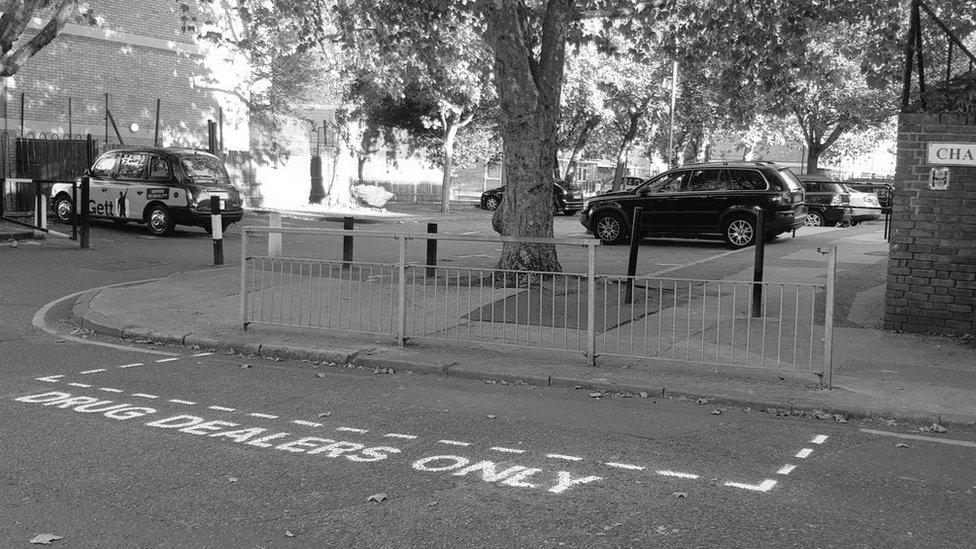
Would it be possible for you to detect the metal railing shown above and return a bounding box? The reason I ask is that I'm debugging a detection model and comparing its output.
[240,227,835,383]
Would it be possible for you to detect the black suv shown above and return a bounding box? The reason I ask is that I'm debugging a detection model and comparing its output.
[580,162,807,248]
[480,180,583,215]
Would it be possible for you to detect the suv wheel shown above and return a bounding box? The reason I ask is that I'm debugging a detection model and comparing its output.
[804,211,824,227]
[594,212,627,245]
[484,196,499,211]
[723,215,756,249]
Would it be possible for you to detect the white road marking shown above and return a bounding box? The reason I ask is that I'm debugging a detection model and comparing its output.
[292,420,323,427]
[99,387,124,393]
[860,428,976,448]
[36,375,63,383]
[644,248,746,277]
[131,393,158,399]
[191,352,213,357]
[546,454,584,461]
[383,433,418,439]
[605,462,645,471]
[79,369,106,374]
[490,446,525,454]
[208,406,235,412]
[337,427,368,433]
[437,439,471,446]
[811,435,829,444]
[656,470,699,479]
[168,399,196,405]
[795,448,813,459]
[249,413,279,419]
[68,383,92,388]
[118,363,143,368]
[777,465,797,475]
[156,358,179,363]
[724,479,777,492]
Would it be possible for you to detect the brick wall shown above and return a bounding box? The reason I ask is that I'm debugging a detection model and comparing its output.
[885,112,976,335]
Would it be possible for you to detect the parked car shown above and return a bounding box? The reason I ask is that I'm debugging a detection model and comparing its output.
[580,161,807,248]
[51,147,243,236]
[798,176,851,227]
[479,180,584,215]
[842,184,882,225]
[846,182,892,212]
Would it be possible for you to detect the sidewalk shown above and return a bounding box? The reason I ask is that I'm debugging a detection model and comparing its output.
[62,264,976,427]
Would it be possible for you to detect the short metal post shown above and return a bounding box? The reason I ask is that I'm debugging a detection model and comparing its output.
[397,235,407,346]
[71,181,77,240]
[751,207,765,318]
[342,216,354,265]
[240,228,249,331]
[210,195,223,265]
[624,206,642,304]
[586,243,597,366]
[426,222,437,277]
[79,176,90,249]
[268,211,282,258]
[823,246,837,389]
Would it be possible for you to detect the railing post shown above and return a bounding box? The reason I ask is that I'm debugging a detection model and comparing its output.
[240,227,249,331]
[586,242,597,366]
[268,211,282,258]
[342,216,354,266]
[397,235,407,346]
[823,245,837,389]
[751,206,765,318]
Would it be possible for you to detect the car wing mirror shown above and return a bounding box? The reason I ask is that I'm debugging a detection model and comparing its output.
[83,168,92,176]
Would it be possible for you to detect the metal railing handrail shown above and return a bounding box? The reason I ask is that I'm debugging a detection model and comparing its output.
[242,225,600,247]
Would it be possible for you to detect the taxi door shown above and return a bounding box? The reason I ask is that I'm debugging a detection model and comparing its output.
[111,152,149,220]
[88,152,120,218]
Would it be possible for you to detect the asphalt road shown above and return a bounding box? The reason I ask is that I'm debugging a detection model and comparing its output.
[2,213,974,547]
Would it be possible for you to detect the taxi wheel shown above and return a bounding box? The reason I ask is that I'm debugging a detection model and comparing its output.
[145,204,174,236]
[53,195,74,224]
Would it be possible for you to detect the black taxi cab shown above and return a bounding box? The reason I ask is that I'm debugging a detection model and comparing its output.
[51,147,243,236]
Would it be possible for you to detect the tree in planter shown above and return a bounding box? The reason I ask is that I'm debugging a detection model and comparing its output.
[0,0,96,76]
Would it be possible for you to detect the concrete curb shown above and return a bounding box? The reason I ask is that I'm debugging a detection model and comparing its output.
[66,292,976,428]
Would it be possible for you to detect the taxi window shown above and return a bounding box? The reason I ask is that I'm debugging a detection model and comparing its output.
[117,153,148,179]
[91,153,118,178]
[181,155,228,180]
[148,156,171,180]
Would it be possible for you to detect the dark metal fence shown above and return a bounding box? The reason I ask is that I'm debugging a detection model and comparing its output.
[902,0,976,113]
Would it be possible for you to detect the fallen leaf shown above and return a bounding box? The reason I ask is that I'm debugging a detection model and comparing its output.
[486,414,497,419]
[672,491,687,499]
[317,412,331,417]
[588,392,602,398]
[696,398,709,405]
[832,414,848,423]
[315,373,327,378]
[285,531,295,538]
[711,409,723,415]
[639,392,649,398]
[29,534,63,545]
[240,364,251,369]
[367,492,388,504]
[427,501,438,507]
[228,477,238,482]
[574,385,583,390]
[895,443,910,448]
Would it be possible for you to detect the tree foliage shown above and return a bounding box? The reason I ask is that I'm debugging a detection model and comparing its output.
[0,0,96,76]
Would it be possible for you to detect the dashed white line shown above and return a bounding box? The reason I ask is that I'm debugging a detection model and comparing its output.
[656,470,699,479]
[437,439,471,446]
[118,363,142,369]
[383,433,418,439]
[249,413,279,419]
[490,446,525,454]
[68,382,92,388]
[209,406,236,412]
[191,352,213,357]
[168,399,196,405]
[155,358,179,363]
[99,387,124,393]
[336,427,368,434]
[605,462,645,471]
[546,454,584,461]
[79,368,106,374]
[795,448,813,459]
[777,465,797,475]
[811,435,829,444]
[131,393,158,399]
[36,375,63,382]
[724,479,777,492]
[292,420,323,427]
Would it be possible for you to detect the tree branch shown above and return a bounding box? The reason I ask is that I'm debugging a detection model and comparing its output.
[0,0,75,76]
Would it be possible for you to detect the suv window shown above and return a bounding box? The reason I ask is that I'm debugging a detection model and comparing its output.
[148,156,171,180]
[729,169,768,190]
[643,171,687,193]
[686,169,729,192]
[777,169,803,192]
[91,153,118,178]
[117,153,148,179]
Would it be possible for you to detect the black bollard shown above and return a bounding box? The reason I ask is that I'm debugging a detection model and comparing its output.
[342,216,354,265]
[624,207,643,304]
[751,206,765,318]
[210,195,224,265]
[426,222,437,277]
[79,176,90,249]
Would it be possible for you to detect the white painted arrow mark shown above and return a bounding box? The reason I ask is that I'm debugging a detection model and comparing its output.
[724,479,777,492]
[36,375,64,383]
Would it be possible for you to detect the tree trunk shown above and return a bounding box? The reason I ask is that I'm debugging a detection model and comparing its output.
[356,155,367,183]
[564,114,599,187]
[0,0,76,77]
[440,120,459,214]
[612,111,641,192]
[806,143,824,175]
[486,0,569,273]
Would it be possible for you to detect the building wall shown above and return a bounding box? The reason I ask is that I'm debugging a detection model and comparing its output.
[885,112,976,335]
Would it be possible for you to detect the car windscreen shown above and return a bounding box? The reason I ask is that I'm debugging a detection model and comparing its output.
[820,183,846,193]
[181,155,228,180]
[777,169,803,192]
